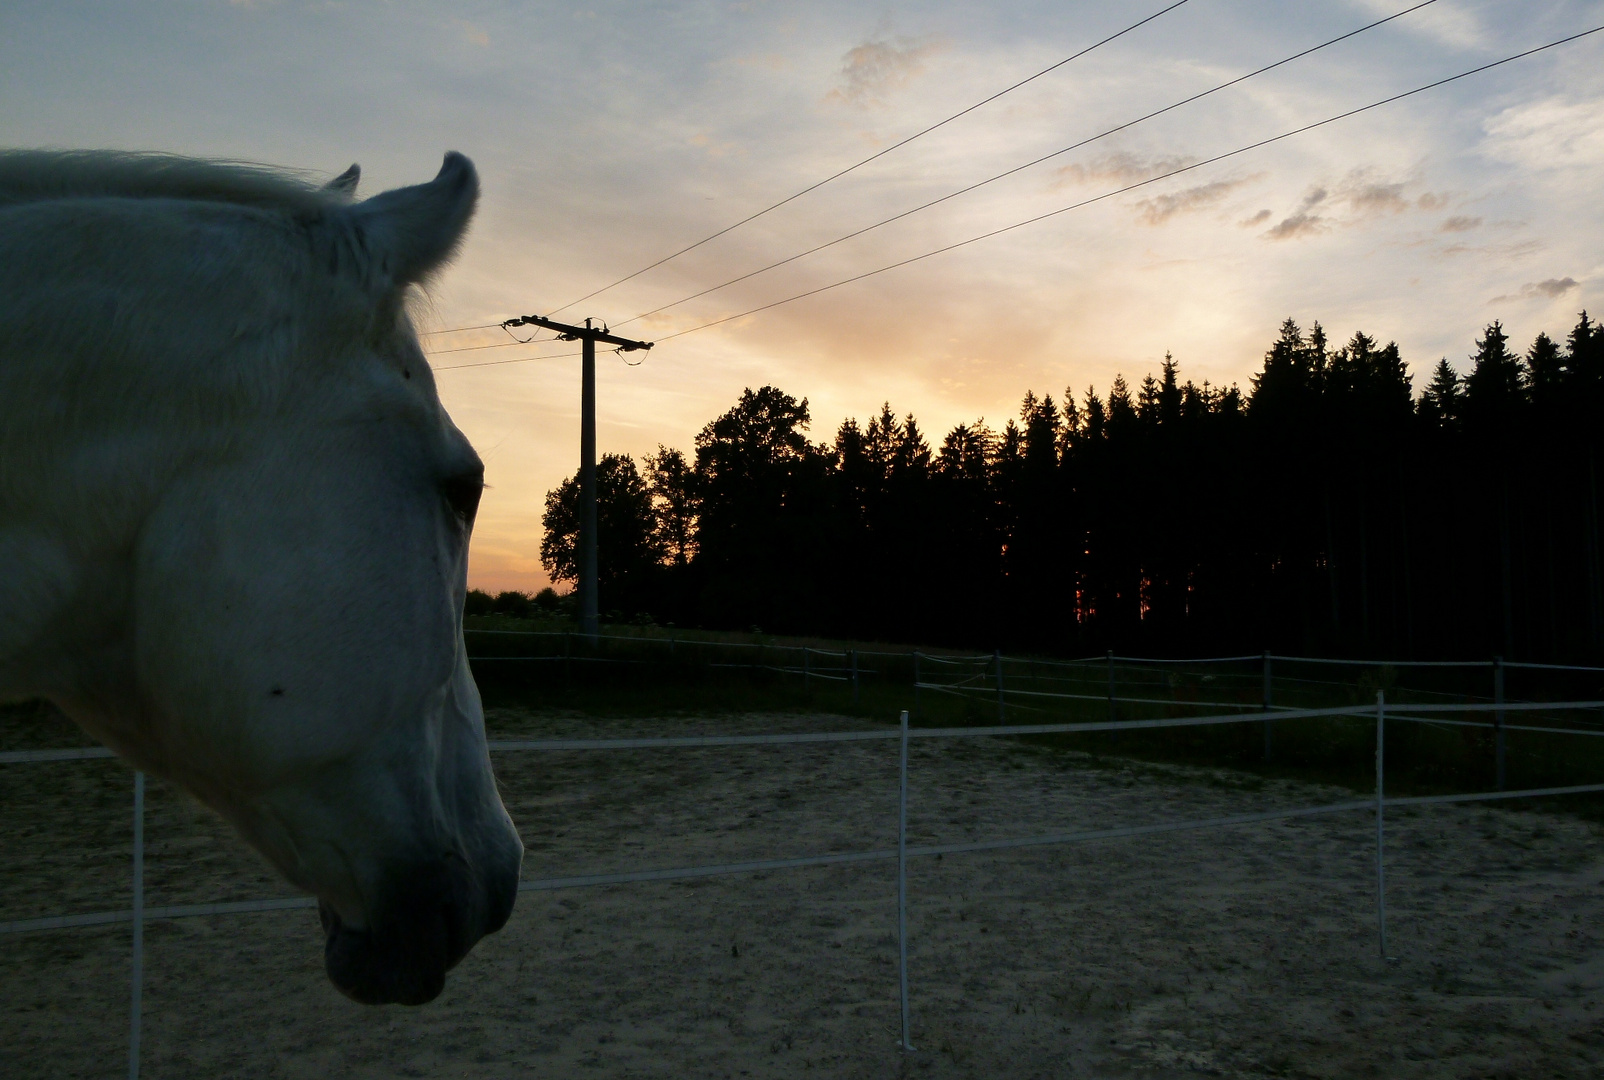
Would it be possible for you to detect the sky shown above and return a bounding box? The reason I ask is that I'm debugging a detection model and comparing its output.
[4,0,1602,592]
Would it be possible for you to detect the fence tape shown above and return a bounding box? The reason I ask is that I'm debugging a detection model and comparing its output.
[518,849,896,891]
[909,702,1367,738]
[925,681,1290,711]
[490,730,899,751]
[12,780,1602,936]
[1266,654,1491,668]
[1382,699,1604,713]
[0,897,316,936]
[0,747,116,764]
[1110,654,1265,665]
[1502,660,1604,673]
[1388,715,1604,737]
[18,699,1604,769]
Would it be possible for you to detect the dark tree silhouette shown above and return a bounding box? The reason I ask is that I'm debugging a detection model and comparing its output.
[538,313,1604,660]
[541,453,664,617]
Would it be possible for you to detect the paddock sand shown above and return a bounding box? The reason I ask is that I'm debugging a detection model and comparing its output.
[3,705,1603,1079]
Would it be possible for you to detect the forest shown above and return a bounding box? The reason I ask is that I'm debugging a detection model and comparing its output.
[521,312,1604,662]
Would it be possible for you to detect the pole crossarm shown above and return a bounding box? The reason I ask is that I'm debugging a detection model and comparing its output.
[505,314,653,352]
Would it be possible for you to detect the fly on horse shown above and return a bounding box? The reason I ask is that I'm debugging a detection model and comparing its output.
[0,150,522,1005]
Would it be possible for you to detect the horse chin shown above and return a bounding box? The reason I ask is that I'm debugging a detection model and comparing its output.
[317,848,519,1006]
[320,899,451,1005]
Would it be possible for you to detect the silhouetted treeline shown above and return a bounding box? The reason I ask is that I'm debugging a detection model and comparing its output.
[540,313,1604,661]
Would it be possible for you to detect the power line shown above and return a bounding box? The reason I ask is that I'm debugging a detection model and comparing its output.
[651,23,1604,345]
[543,0,1196,318]
[432,346,656,373]
[617,0,1439,330]
[419,322,503,336]
[432,348,584,372]
[428,332,554,356]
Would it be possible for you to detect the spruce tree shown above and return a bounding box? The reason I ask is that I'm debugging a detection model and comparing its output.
[1420,358,1462,428]
[1463,321,1527,416]
[1527,331,1564,409]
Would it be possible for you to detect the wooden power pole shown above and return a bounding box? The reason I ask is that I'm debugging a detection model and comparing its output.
[504,315,652,639]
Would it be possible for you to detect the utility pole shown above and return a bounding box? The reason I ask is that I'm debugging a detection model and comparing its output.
[504,314,652,640]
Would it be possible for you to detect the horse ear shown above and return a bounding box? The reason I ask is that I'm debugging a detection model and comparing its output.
[340,152,478,291]
[324,163,360,198]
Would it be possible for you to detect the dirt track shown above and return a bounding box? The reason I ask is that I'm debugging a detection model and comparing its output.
[3,704,1603,1078]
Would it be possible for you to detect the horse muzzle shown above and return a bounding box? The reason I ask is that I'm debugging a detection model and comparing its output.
[320,847,519,1005]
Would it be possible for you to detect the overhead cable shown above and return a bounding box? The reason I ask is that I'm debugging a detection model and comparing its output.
[617,0,1439,329]
[419,322,503,336]
[433,348,585,372]
[542,0,1196,318]
[650,24,1604,345]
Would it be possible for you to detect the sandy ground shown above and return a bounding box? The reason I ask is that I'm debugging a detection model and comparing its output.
[3,703,1604,1079]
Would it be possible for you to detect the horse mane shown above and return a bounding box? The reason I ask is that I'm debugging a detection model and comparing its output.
[0,150,347,213]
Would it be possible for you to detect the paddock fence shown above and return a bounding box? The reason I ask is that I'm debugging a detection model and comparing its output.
[5,643,1604,1076]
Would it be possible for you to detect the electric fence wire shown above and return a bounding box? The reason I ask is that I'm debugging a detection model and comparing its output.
[644,23,1604,346]
[542,0,1197,319]
[612,0,1440,331]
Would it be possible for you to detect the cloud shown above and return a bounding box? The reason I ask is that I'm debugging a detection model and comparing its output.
[1350,0,1488,49]
[1440,216,1481,233]
[1240,209,1271,227]
[825,34,945,109]
[1054,151,1195,188]
[456,20,489,47]
[1264,188,1329,241]
[1483,97,1604,172]
[1133,177,1252,225]
[1344,179,1409,216]
[1522,277,1579,299]
[1489,277,1579,304]
[1262,171,1438,241]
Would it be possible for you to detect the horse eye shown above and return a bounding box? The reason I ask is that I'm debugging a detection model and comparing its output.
[440,471,484,525]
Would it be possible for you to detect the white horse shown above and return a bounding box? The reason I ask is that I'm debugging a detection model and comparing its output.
[0,150,522,1005]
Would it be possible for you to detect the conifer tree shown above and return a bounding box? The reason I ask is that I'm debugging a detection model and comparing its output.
[1159,354,1182,425]
[1527,331,1564,409]
[1082,388,1106,442]
[1138,374,1161,425]
[1565,311,1601,385]
[1107,375,1136,434]
[1463,321,1526,420]
[1420,359,1462,427]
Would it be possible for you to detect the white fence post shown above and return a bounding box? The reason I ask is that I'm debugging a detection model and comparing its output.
[1493,656,1506,791]
[1262,651,1273,762]
[129,770,145,1080]
[994,649,1005,723]
[1374,691,1388,960]
[897,709,914,1052]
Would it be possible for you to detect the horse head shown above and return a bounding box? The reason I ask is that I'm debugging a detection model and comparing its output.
[0,150,523,1004]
